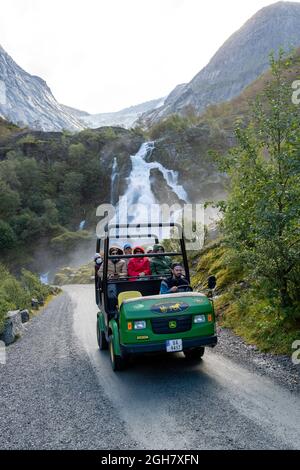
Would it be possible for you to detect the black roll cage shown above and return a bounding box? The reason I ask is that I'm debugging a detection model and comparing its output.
[95,223,190,311]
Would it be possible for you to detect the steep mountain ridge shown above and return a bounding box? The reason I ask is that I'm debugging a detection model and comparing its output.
[0,45,84,132]
[142,1,300,125]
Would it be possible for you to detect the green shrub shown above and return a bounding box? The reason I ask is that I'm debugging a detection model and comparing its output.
[50,230,92,254]
[0,264,52,333]
[21,269,50,302]
[0,297,14,334]
[0,220,16,250]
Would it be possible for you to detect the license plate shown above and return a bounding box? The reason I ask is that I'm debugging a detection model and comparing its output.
[166,339,182,352]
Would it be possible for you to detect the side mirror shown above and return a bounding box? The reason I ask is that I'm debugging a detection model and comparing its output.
[207,275,216,290]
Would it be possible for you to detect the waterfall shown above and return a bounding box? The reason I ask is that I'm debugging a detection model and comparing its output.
[40,272,49,285]
[110,157,118,204]
[78,220,86,230]
[115,142,188,226]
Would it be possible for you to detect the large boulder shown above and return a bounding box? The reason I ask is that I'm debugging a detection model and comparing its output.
[0,310,23,345]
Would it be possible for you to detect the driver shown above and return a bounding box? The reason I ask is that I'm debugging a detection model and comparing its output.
[159,263,190,294]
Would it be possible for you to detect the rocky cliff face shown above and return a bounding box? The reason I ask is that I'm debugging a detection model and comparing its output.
[142,1,300,124]
[0,45,84,132]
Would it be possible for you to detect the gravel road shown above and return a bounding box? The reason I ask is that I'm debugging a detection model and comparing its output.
[0,284,299,450]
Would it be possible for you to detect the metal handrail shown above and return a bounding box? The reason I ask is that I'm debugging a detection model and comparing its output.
[108,252,183,259]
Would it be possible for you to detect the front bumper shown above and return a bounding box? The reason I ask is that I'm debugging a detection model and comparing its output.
[120,335,218,356]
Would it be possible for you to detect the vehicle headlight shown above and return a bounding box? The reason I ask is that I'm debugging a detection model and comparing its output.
[194,314,206,324]
[134,320,147,330]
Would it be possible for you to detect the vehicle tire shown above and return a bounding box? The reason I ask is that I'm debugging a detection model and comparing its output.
[183,347,205,361]
[96,320,108,350]
[109,338,126,371]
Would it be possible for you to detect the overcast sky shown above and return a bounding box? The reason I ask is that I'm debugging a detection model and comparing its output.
[0,0,296,114]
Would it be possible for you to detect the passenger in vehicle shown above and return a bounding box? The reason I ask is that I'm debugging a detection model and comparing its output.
[150,244,172,277]
[97,246,127,312]
[94,253,103,275]
[127,246,151,280]
[160,263,189,294]
[98,246,127,279]
[123,243,133,268]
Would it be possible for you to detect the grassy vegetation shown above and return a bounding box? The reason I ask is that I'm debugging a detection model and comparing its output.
[0,117,20,139]
[54,262,94,285]
[0,264,54,334]
[192,241,300,354]
[190,50,300,355]
[0,123,142,273]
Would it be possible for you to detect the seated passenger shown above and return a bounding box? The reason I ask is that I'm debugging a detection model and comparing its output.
[94,252,103,275]
[150,244,172,277]
[128,246,151,280]
[98,246,127,279]
[98,246,127,312]
[123,243,133,268]
[160,263,189,294]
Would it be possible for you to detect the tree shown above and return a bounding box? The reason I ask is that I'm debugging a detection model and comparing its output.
[217,51,300,310]
[0,179,20,219]
[0,220,16,249]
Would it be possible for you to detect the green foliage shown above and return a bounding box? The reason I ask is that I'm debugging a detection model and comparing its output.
[0,124,131,258]
[0,220,16,249]
[50,230,92,254]
[197,51,300,353]
[216,50,300,312]
[193,241,300,354]
[192,242,244,291]
[54,263,94,285]
[0,264,51,334]
[17,134,38,145]
[21,269,50,302]
[68,142,86,160]
[149,114,191,140]
[220,289,300,354]
[101,127,118,140]
[0,179,21,218]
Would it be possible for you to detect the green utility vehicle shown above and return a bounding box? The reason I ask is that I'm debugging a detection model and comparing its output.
[95,223,217,371]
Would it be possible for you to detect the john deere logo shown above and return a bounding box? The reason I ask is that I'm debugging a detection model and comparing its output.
[151,302,189,314]
[169,321,177,329]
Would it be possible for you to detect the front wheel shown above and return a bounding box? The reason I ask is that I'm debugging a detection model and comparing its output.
[183,347,205,361]
[96,320,108,350]
[109,338,126,371]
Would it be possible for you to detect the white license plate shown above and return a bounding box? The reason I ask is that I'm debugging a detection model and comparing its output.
[166,339,182,352]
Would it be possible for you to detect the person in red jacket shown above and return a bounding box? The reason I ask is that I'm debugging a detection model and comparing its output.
[127,246,151,280]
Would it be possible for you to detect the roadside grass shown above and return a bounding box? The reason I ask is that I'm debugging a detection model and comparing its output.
[192,241,300,355]
[0,264,58,334]
[54,262,94,285]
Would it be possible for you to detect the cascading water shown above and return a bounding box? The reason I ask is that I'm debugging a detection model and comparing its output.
[78,220,86,230]
[40,272,49,285]
[119,141,188,224]
[110,157,118,204]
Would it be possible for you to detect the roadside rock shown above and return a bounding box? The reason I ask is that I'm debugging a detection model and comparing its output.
[20,309,30,323]
[0,310,23,345]
[31,298,39,309]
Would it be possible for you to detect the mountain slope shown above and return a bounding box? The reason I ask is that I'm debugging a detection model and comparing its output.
[147,47,300,203]
[82,97,164,129]
[0,45,84,132]
[142,1,300,124]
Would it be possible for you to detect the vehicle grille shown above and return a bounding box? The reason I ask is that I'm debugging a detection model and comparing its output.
[151,315,192,334]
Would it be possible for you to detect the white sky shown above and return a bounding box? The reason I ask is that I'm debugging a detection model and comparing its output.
[0,0,296,114]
